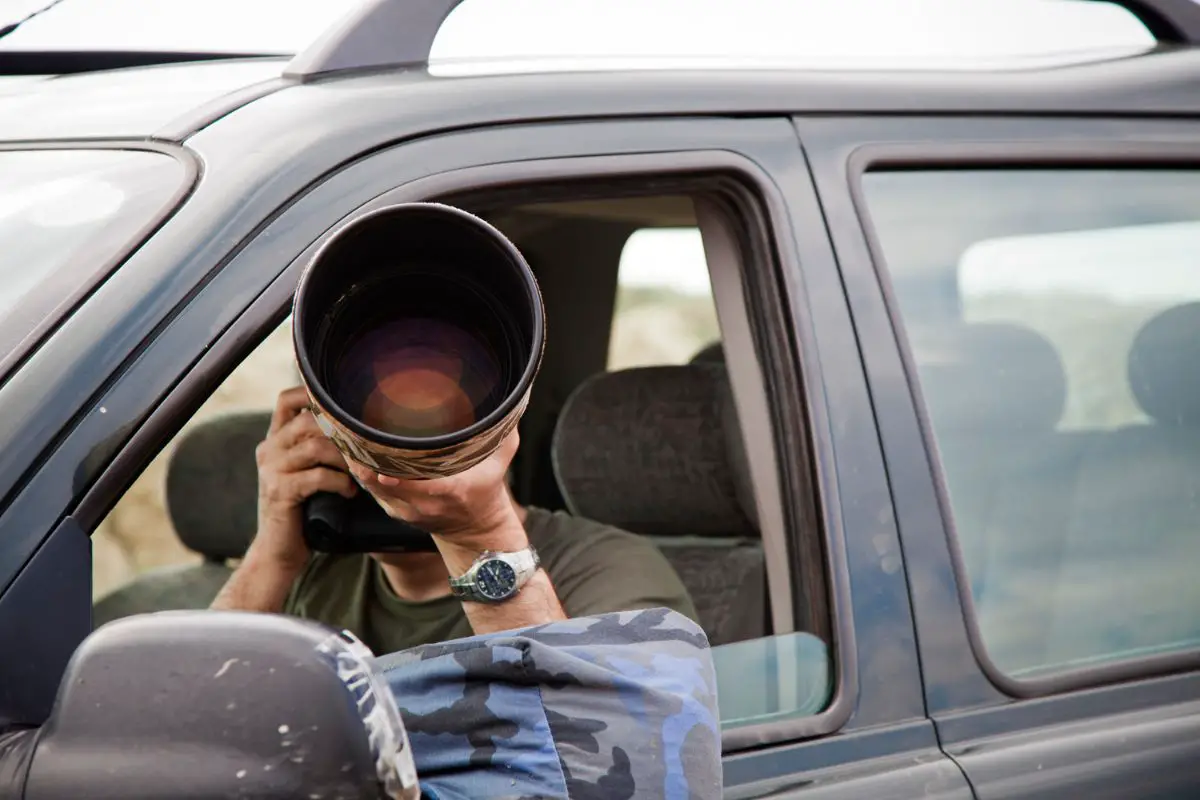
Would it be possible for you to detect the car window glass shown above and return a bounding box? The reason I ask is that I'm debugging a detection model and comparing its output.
[863,168,1200,679]
[608,227,719,369]
[0,148,186,364]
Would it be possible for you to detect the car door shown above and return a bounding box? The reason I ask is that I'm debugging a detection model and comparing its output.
[0,105,968,795]
[801,113,1200,798]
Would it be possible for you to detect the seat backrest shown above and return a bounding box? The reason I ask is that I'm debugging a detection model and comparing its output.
[1051,303,1200,669]
[92,411,271,625]
[552,360,765,646]
[914,322,1081,597]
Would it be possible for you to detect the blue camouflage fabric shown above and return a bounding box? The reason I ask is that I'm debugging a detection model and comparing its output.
[377,607,722,800]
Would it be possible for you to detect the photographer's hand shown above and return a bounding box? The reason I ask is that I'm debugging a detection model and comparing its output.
[348,429,567,635]
[211,387,357,612]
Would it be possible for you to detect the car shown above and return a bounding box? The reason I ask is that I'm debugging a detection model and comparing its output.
[2,0,1200,796]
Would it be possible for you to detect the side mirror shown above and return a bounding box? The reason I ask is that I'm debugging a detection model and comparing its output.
[7,611,418,800]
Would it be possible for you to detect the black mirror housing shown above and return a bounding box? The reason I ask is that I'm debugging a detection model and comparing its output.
[17,610,417,800]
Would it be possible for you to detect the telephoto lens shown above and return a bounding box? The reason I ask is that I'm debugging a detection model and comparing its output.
[292,202,544,552]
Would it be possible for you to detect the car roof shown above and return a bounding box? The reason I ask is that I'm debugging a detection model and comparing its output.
[1,44,1198,146]
[0,0,1198,145]
[0,58,287,141]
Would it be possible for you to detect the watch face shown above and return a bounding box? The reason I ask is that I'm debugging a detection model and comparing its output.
[475,558,518,601]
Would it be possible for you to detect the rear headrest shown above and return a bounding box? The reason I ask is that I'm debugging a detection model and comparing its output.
[552,363,757,538]
[915,322,1066,433]
[165,411,271,561]
[1128,302,1200,427]
[690,342,725,364]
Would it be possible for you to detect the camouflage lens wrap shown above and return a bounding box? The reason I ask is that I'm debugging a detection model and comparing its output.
[306,387,529,480]
[377,607,722,800]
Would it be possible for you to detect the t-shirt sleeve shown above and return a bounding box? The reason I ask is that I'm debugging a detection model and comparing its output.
[281,555,318,616]
[539,516,700,626]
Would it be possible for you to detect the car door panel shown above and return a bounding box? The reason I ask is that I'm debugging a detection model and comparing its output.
[725,722,970,800]
[799,113,1200,799]
[939,676,1200,799]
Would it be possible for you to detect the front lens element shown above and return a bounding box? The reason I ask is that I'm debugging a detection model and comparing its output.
[332,318,503,439]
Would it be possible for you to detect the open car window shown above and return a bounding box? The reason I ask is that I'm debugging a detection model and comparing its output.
[93,183,833,734]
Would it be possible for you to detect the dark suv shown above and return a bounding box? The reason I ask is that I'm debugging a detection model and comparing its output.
[2,0,1200,797]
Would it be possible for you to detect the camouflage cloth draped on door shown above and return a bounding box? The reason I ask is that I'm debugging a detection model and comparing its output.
[379,607,722,800]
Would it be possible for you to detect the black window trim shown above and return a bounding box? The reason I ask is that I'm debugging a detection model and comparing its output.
[0,139,200,389]
[844,139,1200,699]
[75,146,855,753]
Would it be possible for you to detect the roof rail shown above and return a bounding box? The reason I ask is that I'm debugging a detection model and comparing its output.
[282,0,1200,82]
[1109,0,1200,44]
[283,0,465,81]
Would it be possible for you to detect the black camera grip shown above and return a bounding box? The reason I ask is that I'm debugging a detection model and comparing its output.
[302,491,437,554]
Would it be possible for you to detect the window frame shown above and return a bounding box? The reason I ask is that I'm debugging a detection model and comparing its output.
[65,133,853,753]
[845,138,1200,699]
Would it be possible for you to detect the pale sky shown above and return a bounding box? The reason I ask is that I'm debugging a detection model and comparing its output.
[0,0,1157,64]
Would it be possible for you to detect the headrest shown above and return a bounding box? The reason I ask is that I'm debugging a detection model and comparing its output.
[690,342,725,364]
[687,341,758,528]
[552,363,757,538]
[165,411,271,561]
[1128,302,1200,427]
[914,322,1066,433]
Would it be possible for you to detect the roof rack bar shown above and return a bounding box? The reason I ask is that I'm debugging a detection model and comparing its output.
[283,0,466,81]
[1102,0,1200,44]
[284,0,1199,82]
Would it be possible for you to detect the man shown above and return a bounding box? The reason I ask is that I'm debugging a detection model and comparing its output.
[212,387,697,654]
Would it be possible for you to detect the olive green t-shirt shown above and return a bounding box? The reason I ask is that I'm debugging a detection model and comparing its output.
[283,506,698,656]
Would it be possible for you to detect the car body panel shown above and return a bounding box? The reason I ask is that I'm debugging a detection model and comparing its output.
[0,58,286,141]
[799,112,1200,799]
[1,43,1198,143]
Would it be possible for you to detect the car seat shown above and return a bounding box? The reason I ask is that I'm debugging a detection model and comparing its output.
[1049,302,1200,668]
[91,411,270,626]
[551,359,766,646]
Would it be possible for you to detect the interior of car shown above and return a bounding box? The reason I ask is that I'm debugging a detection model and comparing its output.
[89,181,835,730]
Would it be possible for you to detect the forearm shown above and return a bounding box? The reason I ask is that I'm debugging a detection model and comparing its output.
[434,516,567,636]
[210,548,304,613]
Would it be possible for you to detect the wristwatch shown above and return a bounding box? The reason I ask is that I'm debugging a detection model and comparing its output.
[448,546,541,603]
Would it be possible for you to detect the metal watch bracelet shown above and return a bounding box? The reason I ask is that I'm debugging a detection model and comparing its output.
[447,546,541,604]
